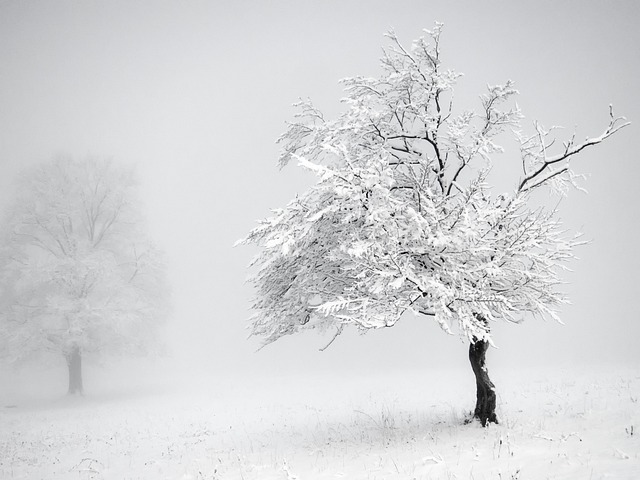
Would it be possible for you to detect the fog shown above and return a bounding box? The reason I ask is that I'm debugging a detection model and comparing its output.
[1,0,639,399]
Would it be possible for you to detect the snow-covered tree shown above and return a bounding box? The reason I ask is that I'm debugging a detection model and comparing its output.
[0,157,170,394]
[239,25,628,425]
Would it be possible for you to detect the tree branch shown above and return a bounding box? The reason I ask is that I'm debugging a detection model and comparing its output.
[518,107,630,193]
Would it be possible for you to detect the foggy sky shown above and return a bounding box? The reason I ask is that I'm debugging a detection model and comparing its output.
[1,0,639,376]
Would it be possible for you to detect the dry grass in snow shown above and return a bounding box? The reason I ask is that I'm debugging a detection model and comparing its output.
[1,365,639,479]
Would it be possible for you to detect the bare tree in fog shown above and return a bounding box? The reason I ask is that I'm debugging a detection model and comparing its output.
[0,157,170,395]
[239,25,628,426]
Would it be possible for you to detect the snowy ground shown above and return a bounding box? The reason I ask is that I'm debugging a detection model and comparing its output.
[1,364,638,479]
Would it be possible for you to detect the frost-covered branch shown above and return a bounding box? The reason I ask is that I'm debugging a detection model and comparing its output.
[518,106,629,193]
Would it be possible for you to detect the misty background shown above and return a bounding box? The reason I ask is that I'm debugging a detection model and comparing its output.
[1,0,639,392]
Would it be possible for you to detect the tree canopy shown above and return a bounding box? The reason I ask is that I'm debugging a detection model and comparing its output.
[0,157,170,365]
[239,25,628,349]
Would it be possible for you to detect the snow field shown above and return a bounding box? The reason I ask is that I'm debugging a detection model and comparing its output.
[1,366,638,479]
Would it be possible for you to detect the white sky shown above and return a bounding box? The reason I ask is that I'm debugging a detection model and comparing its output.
[1,0,639,376]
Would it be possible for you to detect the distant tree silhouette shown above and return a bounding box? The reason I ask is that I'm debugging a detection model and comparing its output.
[0,157,170,395]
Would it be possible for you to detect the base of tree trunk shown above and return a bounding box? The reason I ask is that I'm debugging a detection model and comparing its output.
[66,344,83,395]
[468,339,498,426]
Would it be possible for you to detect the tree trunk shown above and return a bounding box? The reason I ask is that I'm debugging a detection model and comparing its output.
[468,339,498,426]
[66,344,83,395]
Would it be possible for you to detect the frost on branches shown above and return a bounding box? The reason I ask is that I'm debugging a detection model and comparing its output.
[0,157,170,394]
[240,24,629,424]
[240,25,628,354]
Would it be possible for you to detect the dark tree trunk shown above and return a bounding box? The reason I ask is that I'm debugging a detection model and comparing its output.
[66,344,83,395]
[468,338,498,426]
